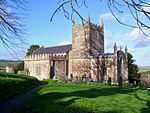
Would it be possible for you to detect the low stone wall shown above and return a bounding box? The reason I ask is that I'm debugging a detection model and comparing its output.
[141,74,150,87]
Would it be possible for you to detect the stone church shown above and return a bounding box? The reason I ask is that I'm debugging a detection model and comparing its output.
[24,16,128,83]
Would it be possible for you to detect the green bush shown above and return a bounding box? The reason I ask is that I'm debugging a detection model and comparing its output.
[0,72,41,102]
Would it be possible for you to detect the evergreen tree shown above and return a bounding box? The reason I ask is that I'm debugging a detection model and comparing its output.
[128,53,140,84]
[26,45,40,56]
[17,61,24,71]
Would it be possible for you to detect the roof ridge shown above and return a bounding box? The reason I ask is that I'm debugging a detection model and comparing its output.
[43,44,72,48]
[32,46,44,54]
[33,44,72,54]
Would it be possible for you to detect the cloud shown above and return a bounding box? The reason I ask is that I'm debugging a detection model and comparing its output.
[105,39,114,49]
[143,1,150,12]
[104,29,114,50]
[134,37,150,48]
[125,28,150,48]
[126,28,142,40]
[144,6,150,12]
[100,13,115,21]
[105,29,125,51]
[58,41,71,45]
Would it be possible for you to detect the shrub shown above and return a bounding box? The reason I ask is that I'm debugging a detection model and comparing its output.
[0,72,40,102]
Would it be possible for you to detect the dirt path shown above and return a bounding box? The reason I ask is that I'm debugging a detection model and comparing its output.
[0,85,43,113]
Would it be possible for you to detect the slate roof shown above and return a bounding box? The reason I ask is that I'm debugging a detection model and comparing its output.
[98,53,114,56]
[33,44,72,54]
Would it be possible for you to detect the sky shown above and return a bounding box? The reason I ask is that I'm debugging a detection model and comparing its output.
[0,0,150,66]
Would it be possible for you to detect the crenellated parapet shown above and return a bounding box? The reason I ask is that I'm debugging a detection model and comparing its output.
[24,53,67,61]
[72,22,102,31]
[90,23,101,29]
[72,15,103,32]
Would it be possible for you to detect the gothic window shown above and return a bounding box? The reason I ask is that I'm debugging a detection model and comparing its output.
[36,66,41,75]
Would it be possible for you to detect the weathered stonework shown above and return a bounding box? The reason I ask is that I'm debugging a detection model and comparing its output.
[24,53,68,80]
[24,16,128,83]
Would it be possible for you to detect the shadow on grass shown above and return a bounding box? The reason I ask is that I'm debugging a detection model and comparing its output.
[135,90,150,113]
[141,101,150,113]
[17,86,138,113]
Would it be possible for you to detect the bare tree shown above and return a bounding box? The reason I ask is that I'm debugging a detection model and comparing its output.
[0,0,27,55]
[51,0,150,35]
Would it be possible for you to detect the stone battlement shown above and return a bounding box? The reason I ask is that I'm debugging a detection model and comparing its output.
[24,53,67,61]
[73,22,102,31]
[72,15,103,32]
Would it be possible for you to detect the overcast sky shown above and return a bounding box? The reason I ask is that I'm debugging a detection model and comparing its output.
[0,0,150,66]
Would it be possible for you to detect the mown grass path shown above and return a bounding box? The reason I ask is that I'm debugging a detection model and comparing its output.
[0,85,43,113]
[0,72,42,113]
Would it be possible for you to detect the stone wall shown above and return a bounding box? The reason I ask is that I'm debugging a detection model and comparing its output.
[69,23,90,79]
[24,59,50,80]
[69,58,90,79]
[54,60,67,77]
[141,74,150,87]
[6,66,14,73]
[24,53,68,80]
[71,24,89,59]
[69,21,104,80]
[98,56,116,83]
[90,58,99,81]
[90,25,104,55]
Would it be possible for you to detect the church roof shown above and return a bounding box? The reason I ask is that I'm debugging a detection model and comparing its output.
[33,44,72,54]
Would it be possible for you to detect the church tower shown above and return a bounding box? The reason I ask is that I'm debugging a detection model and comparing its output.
[69,16,104,79]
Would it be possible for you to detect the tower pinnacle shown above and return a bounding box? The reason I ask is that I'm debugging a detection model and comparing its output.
[88,15,90,23]
[114,42,117,53]
[87,15,91,27]
[125,45,128,51]
[120,46,122,51]
[72,17,75,25]
[100,18,104,33]
[101,18,104,28]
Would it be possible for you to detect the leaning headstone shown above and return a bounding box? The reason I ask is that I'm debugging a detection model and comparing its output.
[72,76,80,83]
[83,77,91,82]
[53,75,58,80]
[17,71,21,74]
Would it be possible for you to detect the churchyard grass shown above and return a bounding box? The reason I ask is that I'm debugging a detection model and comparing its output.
[0,72,41,102]
[16,80,150,113]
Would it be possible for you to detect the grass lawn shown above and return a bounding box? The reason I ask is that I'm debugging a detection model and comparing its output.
[16,80,150,113]
[0,72,41,102]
